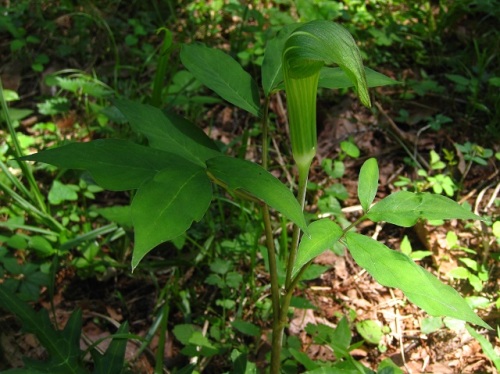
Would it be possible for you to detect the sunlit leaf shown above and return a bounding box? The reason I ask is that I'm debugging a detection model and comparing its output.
[206,155,307,233]
[131,164,212,269]
[367,191,482,226]
[345,232,490,329]
[114,99,220,165]
[319,66,398,89]
[180,43,261,116]
[293,219,342,278]
[22,140,186,191]
[357,158,378,213]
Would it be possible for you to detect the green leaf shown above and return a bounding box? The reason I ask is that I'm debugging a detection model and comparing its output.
[299,264,329,281]
[93,322,129,374]
[418,193,481,221]
[261,23,301,95]
[131,164,212,269]
[358,158,379,213]
[3,89,19,101]
[95,206,133,227]
[172,324,197,345]
[448,266,469,280]
[367,191,482,227]
[330,316,352,358]
[262,25,396,95]
[180,43,261,117]
[466,325,500,371]
[6,234,28,250]
[289,348,319,371]
[319,66,398,89]
[493,221,500,238]
[366,191,421,226]
[232,319,261,337]
[22,140,188,191]
[345,232,490,329]
[420,316,444,334]
[378,358,404,374]
[113,99,220,165]
[283,20,371,107]
[29,236,55,257]
[3,108,33,122]
[209,258,232,275]
[292,219,343,278]
[231,349,258,374]
[48,180,79,204]
[340,140,360,158]
[0,285,86,373]
[206,156,307,232]
[187,332,218,356]
[446,73,470,86]
[356,320,383,345]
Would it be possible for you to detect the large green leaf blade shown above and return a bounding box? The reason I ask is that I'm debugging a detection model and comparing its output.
[319,67,398,89]
[357,158,379,213]
[367,191,482,226]
[180,43,261,117]
[206,156,307,233]
[131,164,212,269]
[419,193,482,221]
[366,191,421,226]
[345,232,490,329]
[22,140,186,191]
[113,99,220,165]
[292,219,343,278]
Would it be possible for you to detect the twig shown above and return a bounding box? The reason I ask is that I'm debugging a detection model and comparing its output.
[389,289,411,374]
[375,101,429,170]
[459,169,499,205]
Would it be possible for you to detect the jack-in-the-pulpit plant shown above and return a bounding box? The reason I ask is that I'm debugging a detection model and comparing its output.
[17,20,490,373]
[283,21,370,179]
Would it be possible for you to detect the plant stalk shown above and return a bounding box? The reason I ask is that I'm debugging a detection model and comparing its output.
[260,95,287,373]
[271,162,311,373]
[0,80,48,212]
[285,165,309,289]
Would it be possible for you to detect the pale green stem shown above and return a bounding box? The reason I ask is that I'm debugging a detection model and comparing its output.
[285,165,309,289]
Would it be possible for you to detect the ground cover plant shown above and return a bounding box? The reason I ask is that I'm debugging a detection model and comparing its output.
[1,1,499,373]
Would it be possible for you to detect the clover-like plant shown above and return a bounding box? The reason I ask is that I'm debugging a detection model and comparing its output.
[16,20,490,373]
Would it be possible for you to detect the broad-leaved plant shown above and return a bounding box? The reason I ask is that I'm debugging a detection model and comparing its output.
[19,20,489,373]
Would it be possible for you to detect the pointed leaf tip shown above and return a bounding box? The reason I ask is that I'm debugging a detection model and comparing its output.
[367,191,483,226]
[180,43,261,117]
[346,232,490,329]
[131,165,212,269]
